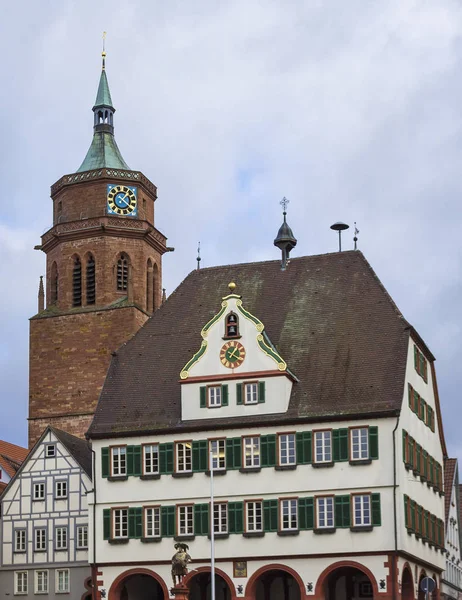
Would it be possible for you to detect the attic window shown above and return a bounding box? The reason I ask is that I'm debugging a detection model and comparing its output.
[224,312,239,338]
[45,444,56,458]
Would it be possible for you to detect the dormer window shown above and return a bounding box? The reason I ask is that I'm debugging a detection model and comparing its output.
[225,312,239,338]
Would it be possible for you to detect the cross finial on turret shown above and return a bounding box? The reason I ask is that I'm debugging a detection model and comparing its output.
[102,31,107,70]
[274,197,297,270]
[280,196,289,215]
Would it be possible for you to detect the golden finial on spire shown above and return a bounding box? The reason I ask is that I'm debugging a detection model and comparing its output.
[102,31,107,70]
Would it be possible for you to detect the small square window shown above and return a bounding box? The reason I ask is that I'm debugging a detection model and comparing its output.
[314,431,332,463]
[280,499,298,531]
[111,446,127,477]
[33,482,45,501]
[177,505,194,536]
[55,481,68,499]
[144,507,161,538]
[56,569,69,593]
[14,571,28,595]
[208,386,222,407]
[243,436,260,468]
[45,444,56,458]
[316,497,334,528]
[35,570,49,594]
[143,444,159,475]
[353,494,371,527]
[76,525,88,549]
[350,428,369,461]
[244,382,258,404]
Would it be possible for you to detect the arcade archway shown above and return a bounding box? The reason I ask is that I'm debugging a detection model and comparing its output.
[402,566,414,600]
[323,566,375,599]
[108,569,168,600]
[187,571,232,600]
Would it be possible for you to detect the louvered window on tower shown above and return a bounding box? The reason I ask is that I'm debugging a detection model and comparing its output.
[72,257,82,307]
[117,255,129,291]
[86,255,96,305]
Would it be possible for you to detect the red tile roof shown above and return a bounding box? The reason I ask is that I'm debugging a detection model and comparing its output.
[444,458,457,525]
[0,440,28,479]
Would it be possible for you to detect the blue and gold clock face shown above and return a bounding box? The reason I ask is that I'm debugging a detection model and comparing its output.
[107,184,138,216]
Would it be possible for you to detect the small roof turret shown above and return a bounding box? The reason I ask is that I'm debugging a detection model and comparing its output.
[274,197,297,270]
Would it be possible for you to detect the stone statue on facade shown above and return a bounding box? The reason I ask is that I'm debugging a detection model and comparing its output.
[171,542,192,586]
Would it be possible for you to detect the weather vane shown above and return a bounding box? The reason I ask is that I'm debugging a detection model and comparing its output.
[196,241,201,270]
[102,31,107,70]
[354,222,359,250]
[280,196,289,214]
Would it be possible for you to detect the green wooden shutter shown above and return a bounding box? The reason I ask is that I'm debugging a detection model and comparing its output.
[200,386,206,408]
[415,444,421,474]
[261,435,276,468]
[408,385,413,409]
[335,496,351,528]
[413,391,419,414]
[371,494,381,526]
[160,443,174,474]
[410,500,416,531]
[369,426,378,460]
[126,446,134,476]
[226,438,242,469]
[258,381,266,403]
[263,499,278,532]
[414,345,418,370]
[333,429,348,462]
[221,385,229,407]
[194,504,209,536]
[236,383,243,405]
[296,431,312,464]
[192,440,208,472]
[103,508,111,540]
[161,506,175,537]
[402,430,407,463]
[128,507,136,538]
[135,507,143,538]
[403,495,409,528]
[133,446,142,476]
[228,502,244,534]
[101,448,109,478]
[298,497,314,530]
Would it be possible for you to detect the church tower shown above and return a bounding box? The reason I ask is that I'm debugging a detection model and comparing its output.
[28,54,169,447]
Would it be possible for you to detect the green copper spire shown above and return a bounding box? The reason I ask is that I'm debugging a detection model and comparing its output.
[76,48,130,173]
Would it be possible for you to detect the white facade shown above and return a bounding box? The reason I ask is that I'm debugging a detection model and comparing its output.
[442,462,462,600]
[0,428,92,599]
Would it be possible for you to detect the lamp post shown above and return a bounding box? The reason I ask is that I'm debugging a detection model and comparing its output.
[210,450,215,600]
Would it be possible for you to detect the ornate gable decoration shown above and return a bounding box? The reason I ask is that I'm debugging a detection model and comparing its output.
[180,283,287,380]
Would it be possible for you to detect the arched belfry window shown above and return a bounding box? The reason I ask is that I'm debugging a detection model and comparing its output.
[86,255,96,305]
[225,312,239,338]
[50,262,58,305]
[117,254,129,292]
[72,257,82,307]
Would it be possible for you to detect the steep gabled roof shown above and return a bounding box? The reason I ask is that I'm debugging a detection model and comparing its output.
[444,457,457,525]
[89,251,412,439]
[0,440,28,478]
[50,428,92,478]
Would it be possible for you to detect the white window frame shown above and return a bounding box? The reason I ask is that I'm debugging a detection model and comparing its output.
[14,571,28,595]
[209,439,226,471]
[280,499,298,531]
[176,442,192,473]
[55,527,68,550]
[350,427,369,461]
[111,446,127,477]
[208,386,222,407]
[55,480,68,499]
[35,570,49,594]
[243,436,260,468]
[45,444,56,458]
[34,528,47,552]
[76,525,88,549]
[246,500,263,533]
[314,430,332,463]
[55,569,70,594]
[14,529,26,553]
[33,482,45,501]
[144,506,161,538]
[244,382,258,405]
[279,433,296,466]
[113,508,128,539]
[178,505,194,536]
[213,503,228,534]
[316,496,334,529]
[353,494,372,527]
[143,444,159,475]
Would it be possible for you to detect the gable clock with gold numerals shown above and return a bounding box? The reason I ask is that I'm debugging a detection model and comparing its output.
[220,341,246,369]
[107,184,138,216]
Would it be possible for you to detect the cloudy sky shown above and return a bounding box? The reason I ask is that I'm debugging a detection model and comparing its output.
[1,1,462,462]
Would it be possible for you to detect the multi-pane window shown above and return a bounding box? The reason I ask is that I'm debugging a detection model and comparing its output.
[353,495,371,527]
[243,436,260,468]
[111,446,127,476]
[414,345,428,382]
[14,571,28,594]
[55,527,68,550]
[143,444,159,475]
[14,530,26,553]
[350,428,369,460]
[55,481,68,499]
[246,501,263,532]
[314,431,332,463]
[45,444,56,458]
[208,386,222,407]
[56,569,70,593]
[176,442,192,473]
[279,433,296,466]
[144,507,161,538]
[76,525,88,549]
[113,509,128,538]
[316,497,334,528]
[35,570,49,594]
[33,482,45,500]
[280,499,298,531]
[244,382,258,404]
[34,528,47,551]
[178,505,194,536]
[209,439,226,470]
[213,503,228,534]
